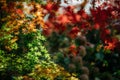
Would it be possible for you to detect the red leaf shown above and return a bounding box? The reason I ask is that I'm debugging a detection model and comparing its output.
[94,23,100,30]
[104,37,118,50]
[69,27,80,39]
[44,2,59,12]
[57,14,71,25]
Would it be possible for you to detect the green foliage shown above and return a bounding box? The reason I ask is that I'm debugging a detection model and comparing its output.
[0,23,74,79]
[0,28,51,79]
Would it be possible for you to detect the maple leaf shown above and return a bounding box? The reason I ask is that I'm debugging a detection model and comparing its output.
[71,14,81,23]
[94,23,100,30]
[104,38,118,50]
[69,27,80,39]
[74,14,81,22]
[57,14,71,25]
[45,3,53,11]
[44,2,59,12]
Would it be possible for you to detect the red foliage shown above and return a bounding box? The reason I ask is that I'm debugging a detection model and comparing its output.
[104,37,118,50]
[77,10,89,19]
[69,27,80,39]
[42,0,120,51]
[57,14,71,24]
[43,2,59,12]
[93,23,100,30]
[90,8,109,27]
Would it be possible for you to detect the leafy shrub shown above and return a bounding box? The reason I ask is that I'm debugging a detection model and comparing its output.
[0,1,77,80]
